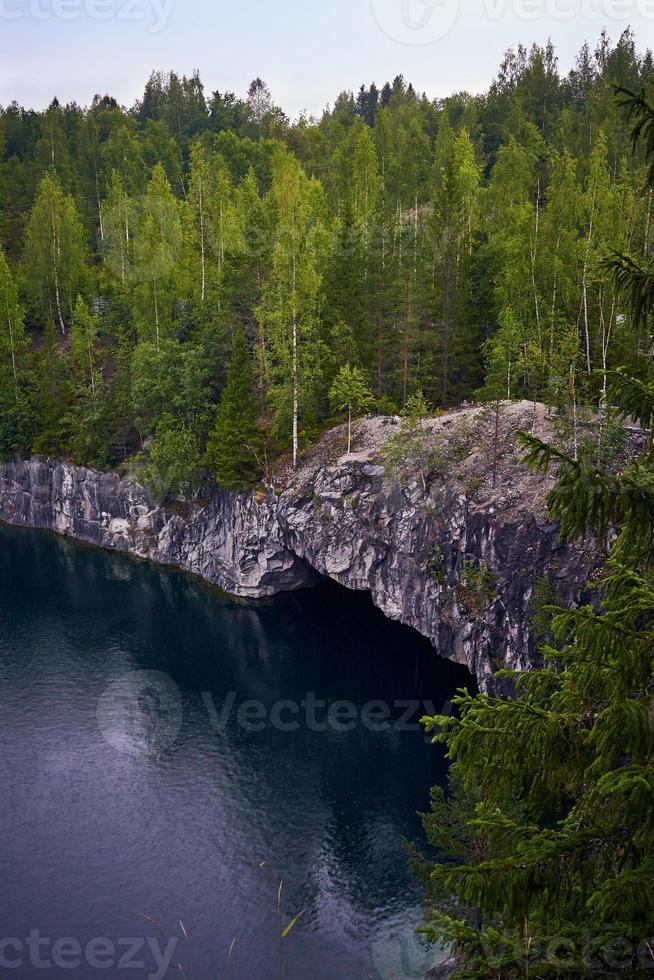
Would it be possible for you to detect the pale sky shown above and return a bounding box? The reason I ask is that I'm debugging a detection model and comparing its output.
[0,0,653,116]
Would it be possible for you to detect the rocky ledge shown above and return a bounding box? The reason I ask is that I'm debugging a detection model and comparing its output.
[0,402,597,689]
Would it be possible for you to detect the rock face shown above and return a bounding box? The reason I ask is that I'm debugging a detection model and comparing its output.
[0,403,596,689]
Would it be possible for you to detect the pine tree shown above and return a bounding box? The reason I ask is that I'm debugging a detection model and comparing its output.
[428,119,482,404]
[204,327,262,489]
[417,87,654,980]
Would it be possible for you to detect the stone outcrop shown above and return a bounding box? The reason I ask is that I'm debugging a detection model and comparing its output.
[0,402,597,689]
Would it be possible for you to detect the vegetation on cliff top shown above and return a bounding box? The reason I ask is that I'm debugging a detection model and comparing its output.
[1,30,653,499]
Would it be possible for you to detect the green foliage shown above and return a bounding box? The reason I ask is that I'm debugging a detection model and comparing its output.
[0,37,653,492]
[256,147,329,465]
[401,390,431,420]
[0,248,31,455]
[530,575,558,642]
[145,413,202,499]
[328,364,374,452]
[381,417,445,493]
[28,318,72,456]
[415,88,654,977]
[455,561,497,616]
[427,544,446,584]
[21,170,87,333]
[204,327,263,490]
[614,85,654,185]
[376,394,398,416]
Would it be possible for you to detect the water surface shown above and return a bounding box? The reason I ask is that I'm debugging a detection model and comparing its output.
[0,523,470,979]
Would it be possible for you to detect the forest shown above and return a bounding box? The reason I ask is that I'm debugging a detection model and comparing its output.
[3,25,654,977]
[0,28,653,494]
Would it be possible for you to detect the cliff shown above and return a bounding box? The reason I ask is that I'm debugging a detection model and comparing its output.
[0,401,597,689]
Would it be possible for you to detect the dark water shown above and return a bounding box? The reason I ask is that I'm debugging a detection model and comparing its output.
[0,523,471,980]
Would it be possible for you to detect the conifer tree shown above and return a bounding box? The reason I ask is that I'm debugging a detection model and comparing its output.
[417,86,654,980]
[204,326,262,489]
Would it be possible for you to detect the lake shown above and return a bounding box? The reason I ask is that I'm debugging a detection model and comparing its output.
[0,522,471,979]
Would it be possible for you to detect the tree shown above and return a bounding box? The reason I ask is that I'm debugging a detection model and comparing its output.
[22,170,87,332]
[131,338,212,447]
[101,123,145,198]
[428,120,482,404]
[204,327,263,490]
[28,317,71,455]
[131,163,182,345]
[0,248,30,453]
[229,168,269,386]
[66,295,111,466]
[416,87,654,979]
[70,294,99,395]
[183,139,213,307]
[102,170,133,285]
[146,413,202,500]
[0,248,25,404]
[257,148,328,467]
[328,364,373,454]
[477,307,523,487]
[381,393,443,492]
[247,78,272,142]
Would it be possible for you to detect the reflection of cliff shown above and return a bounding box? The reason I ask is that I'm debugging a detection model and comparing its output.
[0,521,464,979]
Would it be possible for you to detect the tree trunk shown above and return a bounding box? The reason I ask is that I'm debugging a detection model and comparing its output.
[579,190,596,374]
[199,177,206,305]
[87,334,96,397]
[598,291,616,454]
[441,245,452,404]
[153,282,160,349]
[570,363,579,461]
[50,201,66,334]
[530,177,541,349]
[6,303,18,399]
[93,151,104,243]
[292,254,298,469]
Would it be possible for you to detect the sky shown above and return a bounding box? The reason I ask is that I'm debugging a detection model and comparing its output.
[0,0,652,116]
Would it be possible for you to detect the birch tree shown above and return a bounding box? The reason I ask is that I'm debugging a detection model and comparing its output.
[22,171,87,333]
[132,164,182,345]
[257,149,328,467]
[0,248,29,453]
[102,170,133,284]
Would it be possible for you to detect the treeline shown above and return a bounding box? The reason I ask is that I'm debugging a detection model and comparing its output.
[0,29,653,492]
